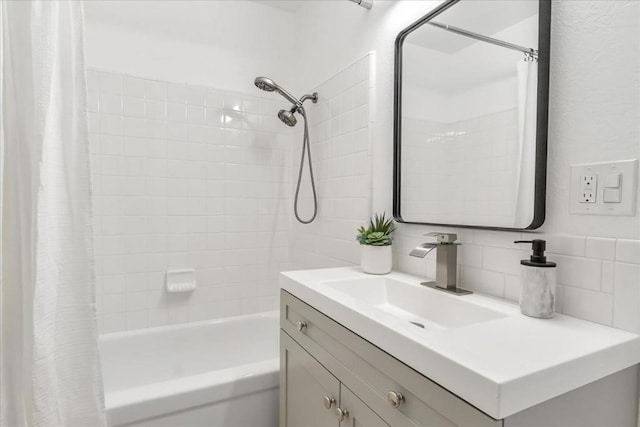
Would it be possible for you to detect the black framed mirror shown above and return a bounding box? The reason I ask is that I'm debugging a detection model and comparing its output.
[393,0,551,230]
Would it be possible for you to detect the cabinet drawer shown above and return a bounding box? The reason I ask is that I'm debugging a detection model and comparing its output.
[281,290,501,427]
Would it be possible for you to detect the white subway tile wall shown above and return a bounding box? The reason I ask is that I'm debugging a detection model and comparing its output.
[401,110,519,226]
[87,57,640,338]
[289,54,374,268]
[87,70,293,333]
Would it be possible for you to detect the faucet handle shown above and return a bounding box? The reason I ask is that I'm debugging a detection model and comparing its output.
[424,232,457,244]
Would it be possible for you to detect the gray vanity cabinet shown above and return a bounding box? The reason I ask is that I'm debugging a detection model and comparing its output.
[280,331,339,427]
[280,290,501,427]
[339,386,389,427]
[280,331,387,427]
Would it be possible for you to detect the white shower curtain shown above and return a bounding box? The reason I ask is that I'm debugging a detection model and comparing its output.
[0,1,106,426]
[513,57,539,227]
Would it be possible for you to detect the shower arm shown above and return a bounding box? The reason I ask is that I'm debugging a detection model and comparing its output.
[290,93,319,114]
[300,93,319,104]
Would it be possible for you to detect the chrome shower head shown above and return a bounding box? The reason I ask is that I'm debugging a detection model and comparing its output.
[278,108,297,127]
[255,76,319,128]
[254,76,277,92]
[254,76,300,106]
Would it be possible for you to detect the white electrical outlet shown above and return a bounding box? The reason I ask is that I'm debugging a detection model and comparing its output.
[570,160,638,215]
[579,175,597,203]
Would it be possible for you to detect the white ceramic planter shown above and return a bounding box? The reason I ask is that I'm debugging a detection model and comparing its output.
[360,245,392,275]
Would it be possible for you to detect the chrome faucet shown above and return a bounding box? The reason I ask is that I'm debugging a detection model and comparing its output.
[409,232,472,296]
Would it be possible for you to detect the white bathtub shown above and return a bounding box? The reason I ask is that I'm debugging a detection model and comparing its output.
[99,311,279,427]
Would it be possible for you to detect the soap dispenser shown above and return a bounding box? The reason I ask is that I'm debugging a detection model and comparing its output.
[514,239,557,319]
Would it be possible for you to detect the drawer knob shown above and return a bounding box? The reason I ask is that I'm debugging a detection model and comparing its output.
[335,407,349,421]
[323,395,335,409]
[296,321,308,332]
[387,391,405,408]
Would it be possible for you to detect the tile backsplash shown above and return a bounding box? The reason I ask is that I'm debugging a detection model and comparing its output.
[393,226,640,333]
[87,69,294,333]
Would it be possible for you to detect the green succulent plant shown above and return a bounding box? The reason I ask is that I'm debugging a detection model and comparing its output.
[356,213,396,246]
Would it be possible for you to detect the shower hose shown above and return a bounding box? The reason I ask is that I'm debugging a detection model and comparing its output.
[294,108,318,224]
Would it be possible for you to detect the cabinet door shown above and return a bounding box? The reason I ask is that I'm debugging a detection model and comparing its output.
[338,386,389,427]
[281,291,501,427]
[281,331,340,427]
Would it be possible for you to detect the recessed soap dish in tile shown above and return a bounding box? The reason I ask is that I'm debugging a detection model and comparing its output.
[166,269,196,293]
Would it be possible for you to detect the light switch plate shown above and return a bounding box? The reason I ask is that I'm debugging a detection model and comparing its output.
[569,159,638,216]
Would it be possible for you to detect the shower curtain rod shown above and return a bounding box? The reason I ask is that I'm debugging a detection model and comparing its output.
[428,21,538,58]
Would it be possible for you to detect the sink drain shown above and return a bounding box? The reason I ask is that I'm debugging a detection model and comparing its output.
[409,321,425,328]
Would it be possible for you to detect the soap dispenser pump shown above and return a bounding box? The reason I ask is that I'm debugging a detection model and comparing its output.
[514,239,557,319]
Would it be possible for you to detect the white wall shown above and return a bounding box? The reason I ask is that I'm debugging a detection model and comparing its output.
[292,0,640,332]
[403,75,518,122]
[84,1,295,93]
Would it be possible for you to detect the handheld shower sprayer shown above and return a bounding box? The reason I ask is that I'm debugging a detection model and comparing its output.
[254,76,320,224]
[254,76,317,126]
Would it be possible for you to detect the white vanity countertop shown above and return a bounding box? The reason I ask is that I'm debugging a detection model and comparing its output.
[280,267,640,419]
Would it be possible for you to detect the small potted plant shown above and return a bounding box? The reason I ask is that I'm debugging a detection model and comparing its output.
[356,213,396,275]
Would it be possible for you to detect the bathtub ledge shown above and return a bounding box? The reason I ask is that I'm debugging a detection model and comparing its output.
[106,358,278,426]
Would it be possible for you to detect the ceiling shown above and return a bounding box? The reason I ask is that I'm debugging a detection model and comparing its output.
[84,1,297,49]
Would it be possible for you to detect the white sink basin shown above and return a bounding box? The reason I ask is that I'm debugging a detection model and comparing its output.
[321,277,507,331]
[280,267,640,419]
